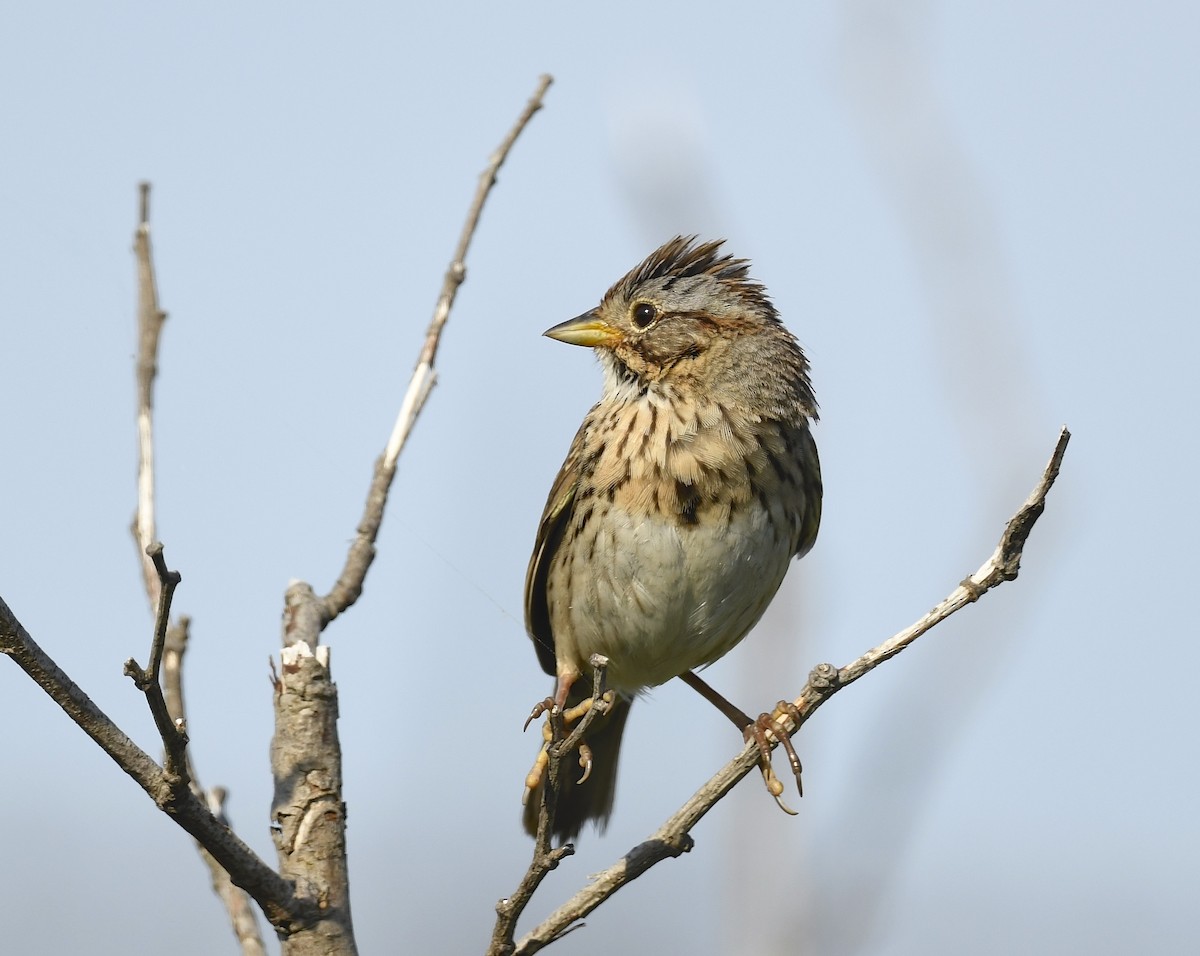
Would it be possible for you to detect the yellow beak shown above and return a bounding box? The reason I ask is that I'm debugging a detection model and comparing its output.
[543,310,622,348]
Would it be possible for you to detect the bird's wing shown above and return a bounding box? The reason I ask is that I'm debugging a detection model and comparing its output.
[794,426,823,559]
[523,413,590,676]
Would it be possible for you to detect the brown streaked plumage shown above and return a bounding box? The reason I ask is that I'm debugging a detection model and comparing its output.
[523,236,821,840]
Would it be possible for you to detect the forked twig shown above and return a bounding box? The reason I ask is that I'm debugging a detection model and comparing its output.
[123,543,188,784]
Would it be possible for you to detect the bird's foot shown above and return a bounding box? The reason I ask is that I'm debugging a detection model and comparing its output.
[745,700,804,814]
[521,689,614,805]
[677,670,805,813]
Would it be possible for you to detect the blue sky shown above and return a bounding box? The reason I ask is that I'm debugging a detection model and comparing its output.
[2,3,1196,954]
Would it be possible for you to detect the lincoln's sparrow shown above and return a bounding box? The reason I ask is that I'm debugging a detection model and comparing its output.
[523,237,822,839]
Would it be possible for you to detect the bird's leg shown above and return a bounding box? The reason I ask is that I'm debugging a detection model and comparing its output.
[679,669,755,725]
[679,670,804,810]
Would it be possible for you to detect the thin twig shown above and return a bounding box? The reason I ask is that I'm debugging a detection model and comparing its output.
[508,427,1071,953]
[132,181,167,608]
[161,617,192,728]
[161,614,204,795]
[490,658,611,956]
[322,74,554,623]
[123,543,189,784]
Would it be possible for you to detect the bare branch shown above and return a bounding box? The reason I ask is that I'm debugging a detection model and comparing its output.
[6,78,561,953]
[256,75,558,944]
[123,542,189,783]
[161,616,191,725]
[126,194,188,781]
[0,599,314,933]
[321,74,554,623]
[263,69,557,923]
[132,182,168,608]
[833,425,1069,687]
[490,659,612,955]
[128,184,269,953]
[270,604,353,952]
[508,427,1071,953]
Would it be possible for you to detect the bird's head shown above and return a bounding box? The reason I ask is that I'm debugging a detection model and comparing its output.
[544,236,785,388]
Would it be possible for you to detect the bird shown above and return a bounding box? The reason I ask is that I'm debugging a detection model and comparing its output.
[522,236,821,841]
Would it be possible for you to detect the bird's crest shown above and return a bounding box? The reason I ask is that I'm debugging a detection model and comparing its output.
[606,236,775,316]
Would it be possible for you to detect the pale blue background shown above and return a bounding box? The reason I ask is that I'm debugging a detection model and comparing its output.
[2,3,1196,954]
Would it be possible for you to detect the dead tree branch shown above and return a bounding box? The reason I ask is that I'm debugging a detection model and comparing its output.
[4,75,555,954]
[261,74,553,955]
[129,184,269,955]
[122,542,189,784]
[132,182,167,605]
[0,599,314,931]
[493,427,1071,955]
[491,660,613,953]
[321,73,554,624]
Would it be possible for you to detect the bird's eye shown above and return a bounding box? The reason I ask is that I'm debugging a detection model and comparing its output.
[632,302,657,329]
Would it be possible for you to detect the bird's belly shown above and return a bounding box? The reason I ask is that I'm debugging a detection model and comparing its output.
[553,503,793,694]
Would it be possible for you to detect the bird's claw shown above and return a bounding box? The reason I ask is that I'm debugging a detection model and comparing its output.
[746,699,805,808]
[523,696,556,732]
[577,742,594,784]
[522,691,613,798]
